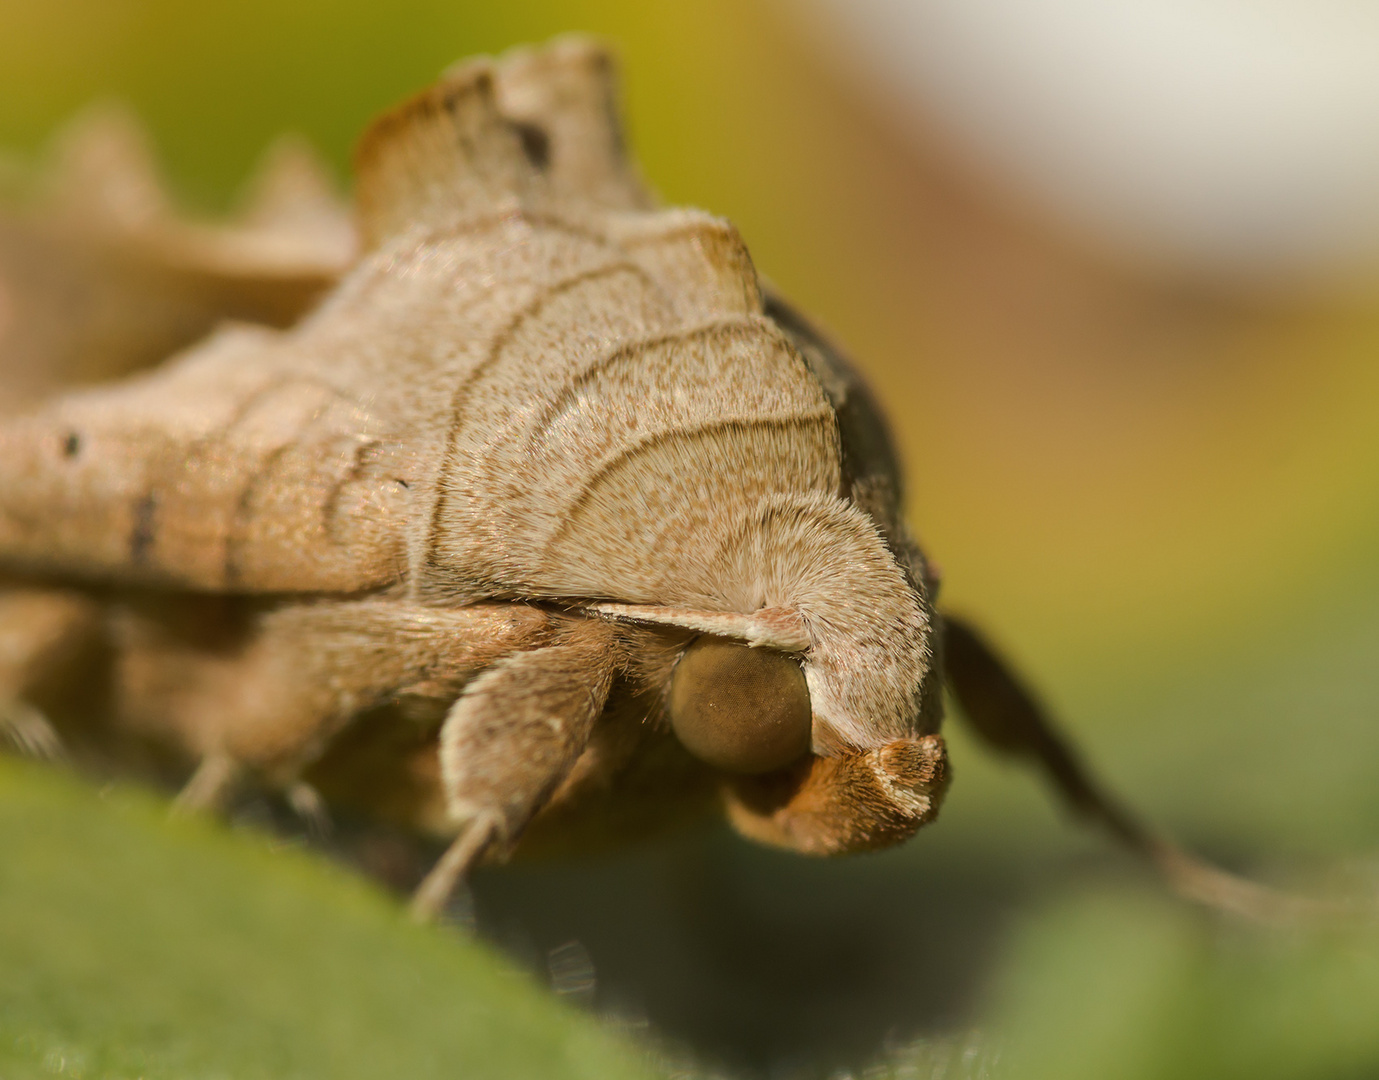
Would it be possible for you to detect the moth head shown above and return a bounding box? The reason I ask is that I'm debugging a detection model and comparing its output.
[589,494,942,743]
[652,630,948,854]
[657,636,949,857]
[585,492,949,852]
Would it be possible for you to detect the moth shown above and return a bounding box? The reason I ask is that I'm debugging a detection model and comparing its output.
[0,38,1274,921]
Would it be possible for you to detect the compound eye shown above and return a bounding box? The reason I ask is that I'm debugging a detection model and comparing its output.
[667,636,812,774]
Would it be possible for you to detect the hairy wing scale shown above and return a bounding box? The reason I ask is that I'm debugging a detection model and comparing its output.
[421,258,670,574]
[412,220,840,602]
[544,415,839,604]
[0,325,403,591]
[0,202,840,609]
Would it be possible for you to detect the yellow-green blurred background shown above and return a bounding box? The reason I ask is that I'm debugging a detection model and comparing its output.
[4,2,1379,1078]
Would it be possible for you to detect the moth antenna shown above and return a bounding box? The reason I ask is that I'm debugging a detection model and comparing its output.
[43,102,168,230]
[942,613,1331,924]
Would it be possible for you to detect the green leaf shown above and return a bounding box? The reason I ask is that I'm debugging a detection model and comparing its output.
[0,758,662,1080]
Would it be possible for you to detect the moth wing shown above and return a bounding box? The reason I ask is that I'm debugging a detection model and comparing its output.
[490,37,652,211]
[763,289,939,595]
[0,106,351,411]
[353,36,650,251]
[0,323,406,593]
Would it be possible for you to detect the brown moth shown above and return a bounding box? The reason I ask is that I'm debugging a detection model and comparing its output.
[0,38,1282,921]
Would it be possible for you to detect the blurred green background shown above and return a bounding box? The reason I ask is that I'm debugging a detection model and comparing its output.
[3,1,1379,1078]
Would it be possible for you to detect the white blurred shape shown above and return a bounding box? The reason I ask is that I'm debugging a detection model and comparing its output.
[801,0,1379,284]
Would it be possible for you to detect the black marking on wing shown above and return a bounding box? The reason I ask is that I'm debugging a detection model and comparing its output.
[511,121,551,171]
[129,492,157,568]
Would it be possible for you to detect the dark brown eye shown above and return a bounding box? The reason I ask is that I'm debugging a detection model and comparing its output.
[667,636,812,774]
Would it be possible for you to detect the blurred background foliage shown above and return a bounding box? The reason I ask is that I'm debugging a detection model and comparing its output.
[3,1,1379,1077]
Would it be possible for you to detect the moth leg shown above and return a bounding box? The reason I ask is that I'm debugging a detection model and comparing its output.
[410,618,620,922]
[409,813,501,923]
[0,588,103,760]
[0,698,62,761]
[942,613,1307,922]
[178,766,332,835]
[171,752,242,814]
[285,779,333,838]
[143,599,560,815]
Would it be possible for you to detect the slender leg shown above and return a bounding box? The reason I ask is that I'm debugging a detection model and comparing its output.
[0,697,64,760]
[173,757,333,835]
[0,588,103,761]
[171,752,242,814]
[285,780,333,838]
[409,812,500,922]
[123,598,559,809]
[942,613,1311,923]
[409,618,621,922]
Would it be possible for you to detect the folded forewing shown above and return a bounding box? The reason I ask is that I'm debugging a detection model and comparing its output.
[0,323,408,593]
